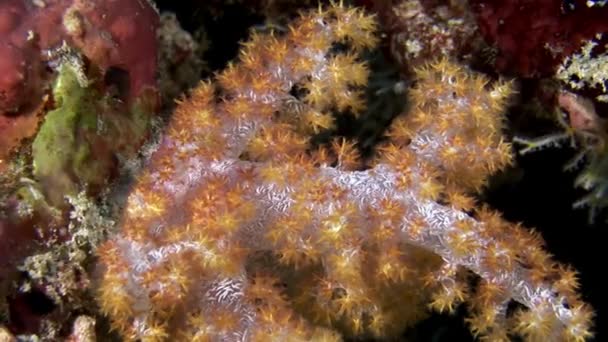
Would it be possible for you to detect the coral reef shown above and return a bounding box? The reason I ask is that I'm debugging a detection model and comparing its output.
[470,0,608,77]
[96,4,592,341]
[0,0,159,162]
[360,0,483,75]
[0,0,160,337]
[0,1,603,340]
[508,10,608,220]
[0,50,157,303]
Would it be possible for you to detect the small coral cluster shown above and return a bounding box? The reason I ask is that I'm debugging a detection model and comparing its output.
[96,4,592,341]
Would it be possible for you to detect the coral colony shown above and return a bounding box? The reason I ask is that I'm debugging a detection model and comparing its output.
[95,4,593,341]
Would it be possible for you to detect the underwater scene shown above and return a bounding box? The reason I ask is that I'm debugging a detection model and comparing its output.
[0,0,606,341]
